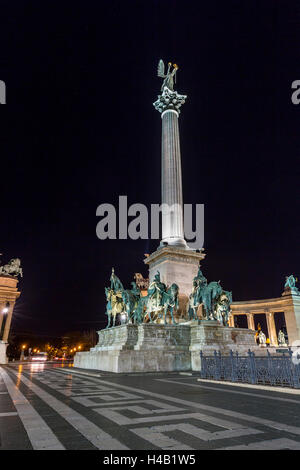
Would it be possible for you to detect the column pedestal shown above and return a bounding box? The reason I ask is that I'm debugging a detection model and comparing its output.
[144,245,205,315]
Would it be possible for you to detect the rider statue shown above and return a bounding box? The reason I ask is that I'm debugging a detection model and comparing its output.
[130,281,141,299]
[147,271,167,310]
[105,268,125,328]
[110,267,124,291]
[187,266,208,320]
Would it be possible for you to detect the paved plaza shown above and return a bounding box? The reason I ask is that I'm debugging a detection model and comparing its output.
[1,362,300,450]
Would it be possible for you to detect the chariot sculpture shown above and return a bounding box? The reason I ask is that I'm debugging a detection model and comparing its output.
[0,258,23,278]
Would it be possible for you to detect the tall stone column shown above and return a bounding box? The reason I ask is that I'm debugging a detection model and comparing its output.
[161,108,185,246]
[145,85,205,307]
[154,87,187,247]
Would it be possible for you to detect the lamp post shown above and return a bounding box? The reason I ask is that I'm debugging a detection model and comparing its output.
[20,344,26,361]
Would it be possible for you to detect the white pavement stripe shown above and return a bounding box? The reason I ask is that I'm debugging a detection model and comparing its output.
[8,368,128,450]
[0,367,65,450]
[196,378,300,395]
[131,422,261,450]
[0,412,18,417]
[220,438,300,450]
[65,374,300,437]
[158,378,300,405]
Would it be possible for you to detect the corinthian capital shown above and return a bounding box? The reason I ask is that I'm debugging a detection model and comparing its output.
[153,87,187,115]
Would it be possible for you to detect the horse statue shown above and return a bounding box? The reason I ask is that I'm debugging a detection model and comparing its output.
[121,282,141,324]
[145,271,167,322]
[160,283,179,324]
[199,281,223,320]
[104,287,125,328]
[186,266,208,321]
[187,279,200,320]
[134,296,148,324]
[0,258,23,278]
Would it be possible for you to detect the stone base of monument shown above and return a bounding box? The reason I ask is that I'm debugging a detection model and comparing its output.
[0,341,8,364]
[190,321,258,371]
[74,321,258,373]
[74,324,191,373]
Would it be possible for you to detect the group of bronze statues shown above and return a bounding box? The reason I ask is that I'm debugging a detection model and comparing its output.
[186,268,232,325]
[104,266,232,328]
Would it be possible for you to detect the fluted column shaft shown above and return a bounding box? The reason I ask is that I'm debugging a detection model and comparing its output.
[161,110,185,244]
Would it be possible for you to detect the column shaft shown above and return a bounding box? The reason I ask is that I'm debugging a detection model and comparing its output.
[2,303,14,343]
[0,302,5,335]
[161,110,185,245]
[247,313,255,330]
[266,312,278,346]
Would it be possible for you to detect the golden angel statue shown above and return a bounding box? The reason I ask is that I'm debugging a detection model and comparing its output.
[157,59,178,92]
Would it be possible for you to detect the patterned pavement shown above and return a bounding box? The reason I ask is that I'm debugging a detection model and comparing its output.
[1,362,300,450]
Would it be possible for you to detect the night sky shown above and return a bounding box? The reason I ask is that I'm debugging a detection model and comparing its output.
[1,1,300,338]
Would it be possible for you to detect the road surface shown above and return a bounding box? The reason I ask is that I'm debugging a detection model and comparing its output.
[1,362,300,450]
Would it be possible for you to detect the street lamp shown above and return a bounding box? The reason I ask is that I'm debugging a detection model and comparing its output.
[20,344,26,361]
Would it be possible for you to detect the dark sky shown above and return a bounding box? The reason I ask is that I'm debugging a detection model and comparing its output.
[1,0,300,337]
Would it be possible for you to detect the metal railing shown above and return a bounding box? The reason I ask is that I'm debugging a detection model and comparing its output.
[199,349,300,388]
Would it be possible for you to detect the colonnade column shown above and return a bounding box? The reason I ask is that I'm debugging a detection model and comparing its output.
[266,312,278,346]
[0,301,5,335]
[247,313,255,330]
[2,302,15,342]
